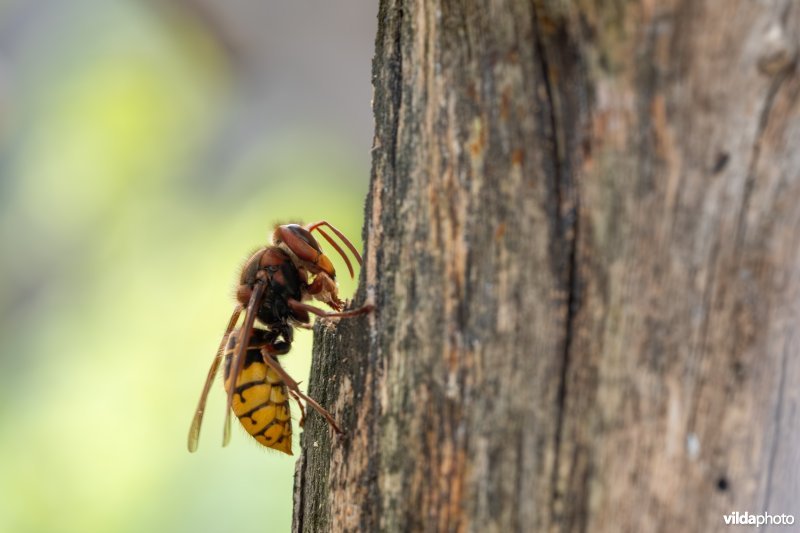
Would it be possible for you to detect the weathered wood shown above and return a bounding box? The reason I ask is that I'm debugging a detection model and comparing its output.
[294,1,800,532]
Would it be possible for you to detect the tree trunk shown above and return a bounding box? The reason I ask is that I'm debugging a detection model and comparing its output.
[293,1,800,532]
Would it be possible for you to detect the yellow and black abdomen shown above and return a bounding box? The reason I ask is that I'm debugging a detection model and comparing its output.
[223,331,293,455]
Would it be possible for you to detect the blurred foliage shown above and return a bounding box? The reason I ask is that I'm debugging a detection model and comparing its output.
[0,1,370,532]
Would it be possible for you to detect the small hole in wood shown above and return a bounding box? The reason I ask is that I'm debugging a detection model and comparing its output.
[717,476,729,492]
[712,152,730,174]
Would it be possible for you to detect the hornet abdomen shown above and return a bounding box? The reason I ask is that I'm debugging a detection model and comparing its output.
[223,331,293,455]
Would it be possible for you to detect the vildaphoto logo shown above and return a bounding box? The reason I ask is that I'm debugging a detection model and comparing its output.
[723,511,795,527]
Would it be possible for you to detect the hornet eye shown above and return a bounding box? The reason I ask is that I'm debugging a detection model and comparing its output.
[286,224,322,253]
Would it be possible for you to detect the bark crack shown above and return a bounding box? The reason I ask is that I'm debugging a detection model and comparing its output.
[686,236,721,434]
[530,3,581,525]
[761,333,791,517]
[735,71,789,248]
[387,3,404,179]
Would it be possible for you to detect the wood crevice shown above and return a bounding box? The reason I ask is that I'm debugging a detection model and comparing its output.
[529,3,582,524]
[735,69,791,248]
[761,332,791,514]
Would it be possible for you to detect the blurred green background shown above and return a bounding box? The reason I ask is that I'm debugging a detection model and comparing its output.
[0,1,376,532]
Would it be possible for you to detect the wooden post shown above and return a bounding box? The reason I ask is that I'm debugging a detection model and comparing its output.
[294,2,800,531]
